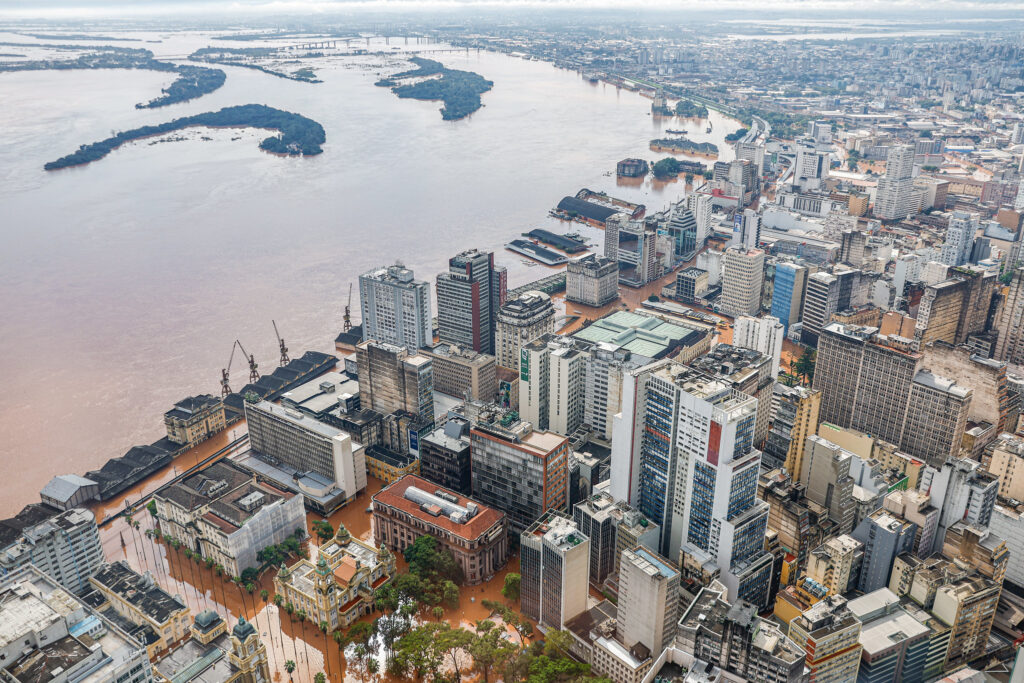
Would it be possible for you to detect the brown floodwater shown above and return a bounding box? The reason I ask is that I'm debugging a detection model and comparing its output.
[0,30,742,517]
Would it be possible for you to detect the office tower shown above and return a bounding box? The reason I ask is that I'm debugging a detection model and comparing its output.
[733,315,784,377]
[759,468,832,566]
[799,268,861,347]
[847,589,932,683]
[935,576,1001,670]
[689,344,774,447]
[884,490,940,558]
[850,509,917,593]
[0,565,155,683]
[731,209,761,250]
[685,191,713,246]
[808,120,832,143]
[0,507,103,594]
[494,291,555,369]
[436,249,506,355]
[678,586,808,683]
[419,343,496,402]
[573,490,660,586]
[770,262,809,334]
[720,247,765,317]
[801,436,856,534]
[469,422,569,535]
[520,512,590,631]
[982,433,1024,501]
[519,335,587,436]
[605,214,660,286]
[919,458,998,556]
[419,417,472,494]
[839,230,867,267]
[788,597,863,683]
[941,523,1008,585]
[734,140,766,175]
[243,399,367,513]
[813,323,971,466]
[874,145,916,220]
[807,535,863,596]
[674,266,709,303]
[359,263,431,350]
[356,340,433,421]
[617,548,680,654]
[793,142,829,191]
[763,384,821,474]
[696,249,724,286]
[915,266,995,346]
[665,206,699,261]
[996,267,1024,365]
[566,254,619,307]
[939,211,979,267]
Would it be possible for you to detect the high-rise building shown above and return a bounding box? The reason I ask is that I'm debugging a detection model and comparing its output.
[674,266,709,303]
[689,344,774,447]
[839,229,867,267]
[788,596,863,683]
[813,323,971,467]
[665,206,699,261]
[847,589,933,683]
[982,432,1024,501]
[919,458,998,556]
[850,509,917,593]
[356,339,434,421]
[735,140,766,175]
[678,585,808,683]
[762,384,821,474]
[418,417,472,495]
[494,291,556,369]
[685,191,713,246]
[243,399,367,513]
[617,548,680,654]
[800,268,861,347]
[770,262,810,335]
[469,422,569,535]
[934,575,1001,670]
[359,263,432,350]
[800,436,856,534]
[996,267,1024,365]
[0,506,103,594]
[874,145,917,220]
[0,564,155,683]
[731,209,762,251]
[435,249,506,355]
[419,343,496,402]
[939,211,979,267]
[519,335,587,436]
[566,254,619,307]
[605,214,661,286]
[806,535,863,596]
[733,315,784,377]
[572,490,659,587]
[520,512,590,632]
[720,247,765,317]
[793,142,830,192]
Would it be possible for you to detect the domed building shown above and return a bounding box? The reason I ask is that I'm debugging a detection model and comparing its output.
[154,612,270,683]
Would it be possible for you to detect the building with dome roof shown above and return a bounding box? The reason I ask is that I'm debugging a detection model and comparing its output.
[273,524,395,630]
[153,612,270,683]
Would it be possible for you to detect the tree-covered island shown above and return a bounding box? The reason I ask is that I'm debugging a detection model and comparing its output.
[44,104,326,170]
[376,56,493,121]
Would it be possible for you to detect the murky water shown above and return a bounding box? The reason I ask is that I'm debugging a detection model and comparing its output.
[0,30,741,515]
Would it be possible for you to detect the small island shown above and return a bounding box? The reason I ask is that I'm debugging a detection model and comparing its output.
[189,47,322,83]
[650,138,719,156]
[0,45,226,108]
[376,57,492,121]
[44,104,326,170]
[675,99,709,118]
[725,127,750,142]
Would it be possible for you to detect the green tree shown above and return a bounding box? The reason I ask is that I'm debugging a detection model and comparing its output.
[312,520,334,542]
[469,629,516,683]
[794,348,816,385]
[313,673,326,683]
[260,588,269,602]
[436,625,474,681]
[146,500,157,517]
[502,573,521,602]
[284,659,296,681]
[442,580,460,608]
[432,606,445,621]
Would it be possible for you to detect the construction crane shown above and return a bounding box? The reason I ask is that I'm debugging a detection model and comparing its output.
[236,340,260,383]
[272,320,289,367]
[343,283,353,333]
[220,341,239,397]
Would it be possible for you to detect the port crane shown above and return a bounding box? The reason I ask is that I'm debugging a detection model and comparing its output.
[343,283,353,333]
[220,341,238,397]
[272,320,289,366]
[236,339,260,384]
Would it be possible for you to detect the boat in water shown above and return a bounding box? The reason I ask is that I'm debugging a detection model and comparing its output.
[665,129,687,135]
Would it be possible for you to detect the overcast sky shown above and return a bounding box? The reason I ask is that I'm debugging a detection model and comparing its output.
[2,0,1023,20]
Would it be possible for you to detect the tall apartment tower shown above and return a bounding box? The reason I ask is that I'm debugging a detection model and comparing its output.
[0,507,103,594]
[518,335,587,436]
[720,247,765,317]
[800,435,856,533]
[666,206,699,261]
[770,262,810,335]
[469,423,569,535]
[733,315,784,377]
[617,548,681,655]
[800,268,860,347]
[494,291,556,369]
[685,191,713,246]
[850,509,917,592]
[356,340,434,422]
[359,263,431,350]
[520,512,590,632]
[762,384,821,475]
[788,597,863,683]
[874,144,917,220]
[939,211,979,267]
[996,266,1024,365]
[436,249,507,355]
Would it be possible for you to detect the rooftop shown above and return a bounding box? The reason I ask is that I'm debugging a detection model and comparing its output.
[858,608,930,656]
[373,475,505,541]
[39,475,98,504]
[89,562,187,625]
[573,310,704,358]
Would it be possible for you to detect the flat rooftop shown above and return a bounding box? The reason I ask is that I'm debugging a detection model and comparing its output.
[90,562,186,626]
[373,475,505,542]
[573,310,704,358]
